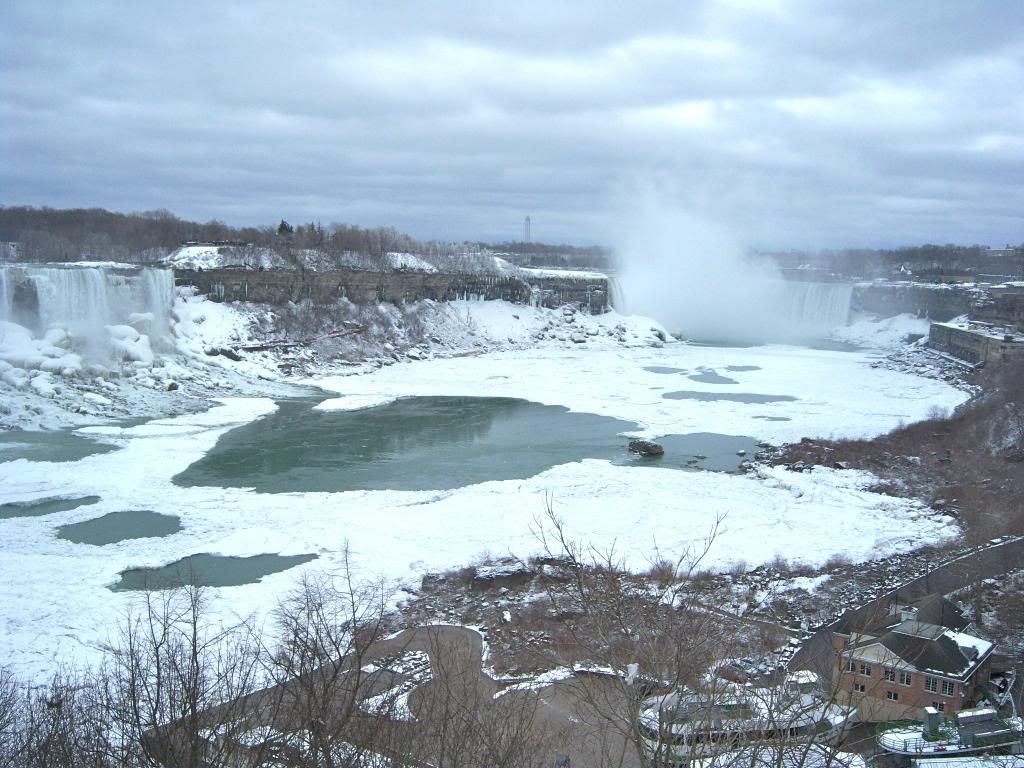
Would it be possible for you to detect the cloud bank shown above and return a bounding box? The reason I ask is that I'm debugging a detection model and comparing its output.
[2,0,1022,246]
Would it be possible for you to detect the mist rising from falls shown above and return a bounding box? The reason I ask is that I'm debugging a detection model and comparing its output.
[612,199,850,344]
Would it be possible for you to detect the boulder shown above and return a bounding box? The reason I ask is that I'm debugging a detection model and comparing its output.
[471,561,534,591]
[206,346,242,362]
[628,439,664,456]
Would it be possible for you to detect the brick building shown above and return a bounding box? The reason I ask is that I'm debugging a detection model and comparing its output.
[832,596,995,721]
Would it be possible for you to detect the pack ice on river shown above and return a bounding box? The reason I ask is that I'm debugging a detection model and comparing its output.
[0,287,966,677]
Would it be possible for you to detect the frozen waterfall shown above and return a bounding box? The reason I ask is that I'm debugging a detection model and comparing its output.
[2,265,174,338]
[0,264,177,371]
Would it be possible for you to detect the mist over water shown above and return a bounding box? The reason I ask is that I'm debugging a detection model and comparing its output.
[613,196,850,344]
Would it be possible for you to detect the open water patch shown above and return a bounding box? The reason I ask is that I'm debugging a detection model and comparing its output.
[662,391,797,404]
[0,430,120,463]
[806,339,861,352]
[688,369,738,385]
[58,510,181,545]
[174,396,764,492]
[174,396,646,493]
[726,365,761,372]
[644,366,686,374]
[111,553,318,591]
[0,495,100,520]
[613,433,761,473]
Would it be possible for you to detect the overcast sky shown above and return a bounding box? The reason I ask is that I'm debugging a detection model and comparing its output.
[2,1,1022,248]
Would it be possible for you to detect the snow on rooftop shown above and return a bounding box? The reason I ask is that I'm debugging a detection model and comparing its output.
[945,629,994,663]
[911,758,1024,768]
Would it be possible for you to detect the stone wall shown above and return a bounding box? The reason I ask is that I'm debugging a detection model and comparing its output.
[175,267,609,313]
[852,283,976,322]
[928,323,1024,365]
[973,285,1024,331]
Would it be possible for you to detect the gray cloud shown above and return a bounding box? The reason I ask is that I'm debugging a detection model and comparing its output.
[2,0,1022,247]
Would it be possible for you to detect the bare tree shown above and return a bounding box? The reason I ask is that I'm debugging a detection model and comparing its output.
[0,667,114,768]
[97,585,269,767]
[531,502,860,768]
[255,560,401,766]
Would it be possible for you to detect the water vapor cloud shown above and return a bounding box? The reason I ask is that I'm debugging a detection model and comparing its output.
[614,187,851,343]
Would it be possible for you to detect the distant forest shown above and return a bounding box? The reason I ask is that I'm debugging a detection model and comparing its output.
[0,204,1017,278]
[0,205,613,270]
[768,243,1024,280]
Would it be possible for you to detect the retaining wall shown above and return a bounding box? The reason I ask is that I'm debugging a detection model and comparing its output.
[927,323,1024,365]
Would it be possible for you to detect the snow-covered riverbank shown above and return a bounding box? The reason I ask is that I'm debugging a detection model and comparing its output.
[0,299,967,680]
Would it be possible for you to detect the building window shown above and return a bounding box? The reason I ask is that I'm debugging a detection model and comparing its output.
[845,659,856,673]
[884,668,896,682]
[899,671,912,686]
[932,701,945,712]
[941,681,955,696]
[887,691,899,701]
[853,683,866,693]
[860,663,872,677]
[925,677,938,693]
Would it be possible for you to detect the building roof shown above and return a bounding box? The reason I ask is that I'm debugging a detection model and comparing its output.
[852,620,993,680]
[911,594,971,632]
[833,594,970,638]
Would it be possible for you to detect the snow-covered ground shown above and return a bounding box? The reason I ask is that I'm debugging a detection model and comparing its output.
[832,312,931,349]
[0,294,968,680]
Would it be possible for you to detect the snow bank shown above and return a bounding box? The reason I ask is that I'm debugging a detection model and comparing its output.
[832,313,932,349]
[313,395,399,412]
[165,245,231,270]
[166,245,286,271]
[386,252,437,272]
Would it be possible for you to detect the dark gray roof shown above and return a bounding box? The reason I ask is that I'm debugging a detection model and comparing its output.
[911,594,971,632]
[831,594,969,638]
[855,622,986,679]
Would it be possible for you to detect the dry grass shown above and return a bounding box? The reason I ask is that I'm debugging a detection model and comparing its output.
[775,358,1024,540]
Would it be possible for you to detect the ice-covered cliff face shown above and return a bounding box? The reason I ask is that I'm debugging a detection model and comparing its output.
[0,264,176,388]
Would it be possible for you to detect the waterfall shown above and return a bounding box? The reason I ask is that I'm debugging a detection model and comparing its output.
[781,281,853,337]
[606,273,625,311]
[30,266,113,331]
[141,267,176,349]
[0,268,9,323]
[0,263,177,364]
